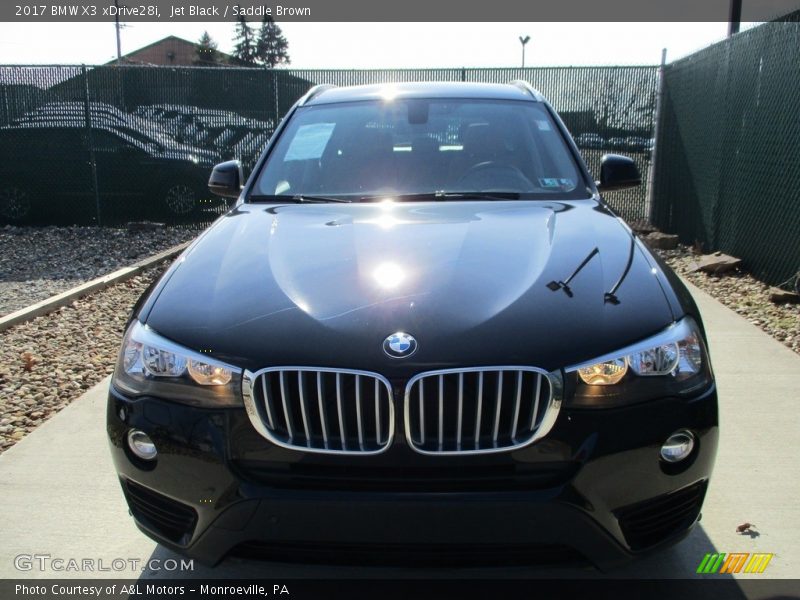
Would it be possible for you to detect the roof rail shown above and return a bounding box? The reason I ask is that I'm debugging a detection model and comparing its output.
[509,80,544,101]
[299,84,337,106]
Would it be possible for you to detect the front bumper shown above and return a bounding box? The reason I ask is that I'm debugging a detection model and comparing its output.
[107,384,718,569]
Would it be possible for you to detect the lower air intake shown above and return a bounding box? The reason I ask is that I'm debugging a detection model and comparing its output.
[615,480,708,551]
[123,479,198,546]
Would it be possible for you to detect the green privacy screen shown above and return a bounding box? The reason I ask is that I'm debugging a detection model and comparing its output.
[0,65,657,227]
[651,20,800,286]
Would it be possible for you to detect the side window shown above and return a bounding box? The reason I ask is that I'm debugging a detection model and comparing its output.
[0,131,38,156]
[2,132,26,149]
[44,128,86,155]
[92,130,129,152]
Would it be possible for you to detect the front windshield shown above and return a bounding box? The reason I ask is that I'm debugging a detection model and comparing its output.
[252,98,588,200]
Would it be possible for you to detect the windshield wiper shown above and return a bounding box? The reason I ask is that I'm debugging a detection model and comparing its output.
[433,191,522,201]
[547,247,600,297]
[604,236,636,305]
[250,191,521,204]
[248,194,352,204]
[360,191,522,202]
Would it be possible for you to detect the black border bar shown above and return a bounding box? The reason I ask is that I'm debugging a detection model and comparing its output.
[2,0,800,22]
[3,579,800,600]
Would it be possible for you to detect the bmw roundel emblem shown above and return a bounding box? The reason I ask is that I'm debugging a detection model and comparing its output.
[383,332,418,359]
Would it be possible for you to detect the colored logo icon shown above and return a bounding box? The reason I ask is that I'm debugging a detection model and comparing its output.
[383,332,418,358]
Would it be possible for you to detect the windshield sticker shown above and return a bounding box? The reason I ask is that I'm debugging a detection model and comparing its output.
[539,177,575,189]
[285,123,336,161]
[536,120,552,131]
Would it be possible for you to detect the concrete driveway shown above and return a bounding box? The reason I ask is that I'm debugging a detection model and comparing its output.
[1,281,797,584]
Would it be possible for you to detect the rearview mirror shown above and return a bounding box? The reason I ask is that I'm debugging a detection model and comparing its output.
[596,154,641,192]
[208,160,244,199]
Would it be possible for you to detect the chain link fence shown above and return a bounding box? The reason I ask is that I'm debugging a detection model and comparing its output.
[0,64,657,228]
[651,19,800,286]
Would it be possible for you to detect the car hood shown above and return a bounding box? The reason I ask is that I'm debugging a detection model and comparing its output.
[144,200,675,375]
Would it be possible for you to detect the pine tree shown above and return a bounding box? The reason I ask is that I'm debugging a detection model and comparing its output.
[232,11,257,65]
[194,31,220,66]
[256,15,291,68]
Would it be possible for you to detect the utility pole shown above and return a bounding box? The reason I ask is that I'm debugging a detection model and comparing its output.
[728,0,742,36]
[519,35,531,68]
[115,0,122,64]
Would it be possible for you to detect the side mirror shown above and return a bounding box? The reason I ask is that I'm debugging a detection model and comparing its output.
[208,160,244,199]
[597,154,641,192]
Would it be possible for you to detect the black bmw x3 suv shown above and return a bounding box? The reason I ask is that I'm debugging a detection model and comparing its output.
[107,81,718,569]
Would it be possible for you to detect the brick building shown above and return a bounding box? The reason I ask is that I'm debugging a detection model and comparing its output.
[109,35,239,66]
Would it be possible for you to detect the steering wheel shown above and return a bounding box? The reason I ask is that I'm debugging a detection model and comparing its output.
[454,161,535,192]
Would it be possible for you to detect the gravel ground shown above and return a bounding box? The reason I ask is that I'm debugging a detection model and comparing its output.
[0,264,167,454]
[656,245,800,355]
[0,226,197,317]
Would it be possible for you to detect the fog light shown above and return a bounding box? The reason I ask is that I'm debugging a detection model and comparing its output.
[128,430,157,461]
[660,430,695,463]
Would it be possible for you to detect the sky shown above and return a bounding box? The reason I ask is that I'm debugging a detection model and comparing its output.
[0,22,738,68]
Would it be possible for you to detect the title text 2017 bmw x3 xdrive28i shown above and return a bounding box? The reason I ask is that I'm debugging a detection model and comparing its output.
[107,82,717,569]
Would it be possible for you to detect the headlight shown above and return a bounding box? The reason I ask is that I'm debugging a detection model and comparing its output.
[112,320,242,407]
[565,316,713,407]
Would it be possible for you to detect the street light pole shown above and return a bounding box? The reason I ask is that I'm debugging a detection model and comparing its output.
[519,35,531,68]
